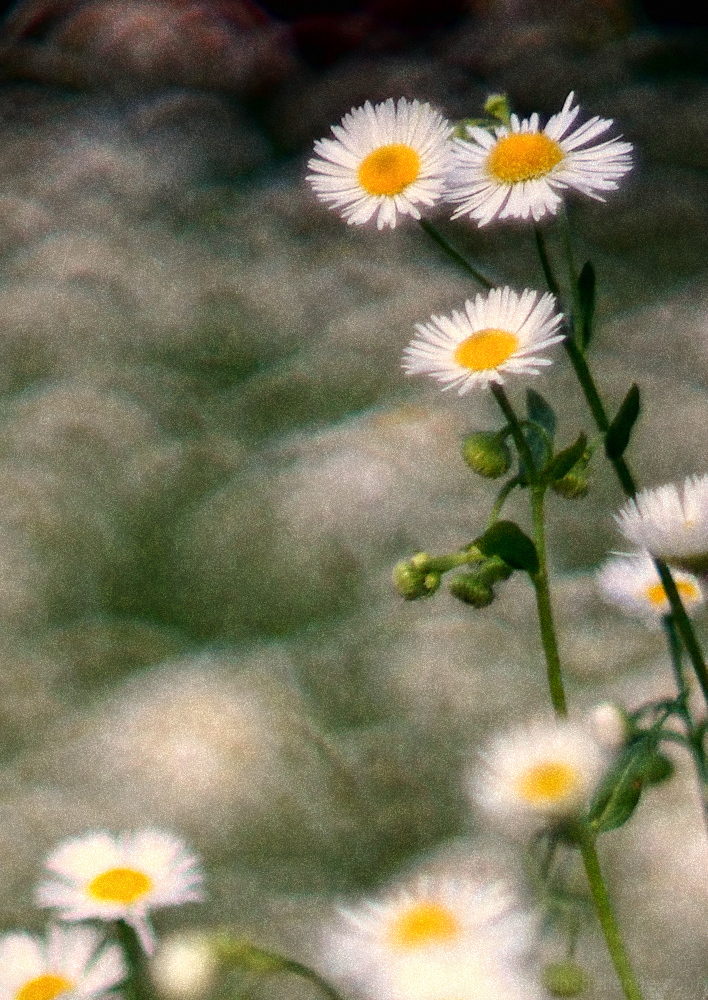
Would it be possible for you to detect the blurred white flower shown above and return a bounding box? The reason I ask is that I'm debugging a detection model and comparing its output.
[150,932,217,999]
[597,551,704,627]
[0,925,126,1000]
[615,475,708,573]
[473,719,609,836]
[403,286,563,393]
[589,703,628,750]
[307,98,452,229]
[36,830,204,955]
[447,91,633,226]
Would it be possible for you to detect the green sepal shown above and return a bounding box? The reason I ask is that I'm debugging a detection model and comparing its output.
[526,388,557,442]
[476,520,539,575]
[543,433,588,485]
[588,740,650,834]
[577,261,596,351]
[605,384,640,461]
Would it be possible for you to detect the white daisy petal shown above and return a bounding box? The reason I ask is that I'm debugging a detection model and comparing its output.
[447,93,633,226]
[307,98,453,229]
[403,286,563,394]
[615,474,708,573]
[36,830,205,956]
[597,550,704,628]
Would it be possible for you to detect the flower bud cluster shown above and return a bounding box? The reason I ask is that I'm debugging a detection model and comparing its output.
[392,553,442,600]
[449,555,512,608]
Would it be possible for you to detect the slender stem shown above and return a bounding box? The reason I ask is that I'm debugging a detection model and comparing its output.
[275,956,349,1000]
[113,921,152,1000]
[655,559,708,704]
[531,485,567,717]
[576,825,644,1000]
[488,475,523,526]
[216,939,347,1000]
[489,383,537,477]
[418,219,495,289]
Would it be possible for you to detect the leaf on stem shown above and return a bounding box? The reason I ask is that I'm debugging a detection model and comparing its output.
[527,389,557,442]
[605,384,640,461]
[577,261,595,351]
[544,433,588,485]
[588,736,666,834]
[476,520,539,574]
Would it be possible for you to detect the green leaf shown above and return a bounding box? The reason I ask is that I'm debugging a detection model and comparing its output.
[526,388,557,441]
[588,741,647,834]
[543,432,587,484]
[605,384,640,461]
[577,261,596,350]
[476,520,539,575]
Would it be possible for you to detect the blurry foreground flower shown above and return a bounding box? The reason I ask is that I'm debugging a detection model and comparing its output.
[307,97,452,229]
[150,932,218,999]
[403,286,563,393]
[36,830,204,955]
[0,925,126,1000]
[473,719,608,836]
[447,92,633,226]
[615,475,708,573]
[597,551,704,627]
[323,878,539,1000]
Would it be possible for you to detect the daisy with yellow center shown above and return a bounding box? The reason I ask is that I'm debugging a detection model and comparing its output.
[597,551,704,628]
[306,97,453,229]
[447,91,633,226]
[0,925,126,1000]
[322,879,540,1000]
[473,720,609,836]
[402,286,563,393]
[615,474,708,574]
[35,830,204,955]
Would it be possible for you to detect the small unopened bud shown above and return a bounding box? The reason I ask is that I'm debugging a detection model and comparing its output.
[476,555,514,586]
[590,702,627,749]
[393,560,439,600]
[542,961,589,997]
[462,431,511,479]
[484,93,511,126]
[552,471,589,499]
[449,573,494,608]
[151,933,218,999]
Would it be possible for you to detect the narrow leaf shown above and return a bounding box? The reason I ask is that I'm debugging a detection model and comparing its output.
[526,388,557,441]
[476,520,539,575]
[544,433,587,484]
[588,741,648,834]
[605,384,640,461]
[577,261,596,350]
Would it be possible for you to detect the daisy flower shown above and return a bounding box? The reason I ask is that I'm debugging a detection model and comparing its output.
[306,97,453,229]
[447,91,633,226]
[0,925,126,1000]
[402,286,563,393]
[597,551,704,627]
[615,474,708,573]
[35,830,204,955]
[323,879,539,1000]
[473,719,609,836]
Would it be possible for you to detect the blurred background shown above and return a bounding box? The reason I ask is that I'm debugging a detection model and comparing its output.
[0,0,707,996]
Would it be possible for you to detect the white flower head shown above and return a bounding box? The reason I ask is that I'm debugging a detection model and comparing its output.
[307,97,453,229]
[403,286,563,393]
[0,924,126,1000]
[323,878,538,1000]
[447,91,633,227]
[473,719,609,836]
[35,830,205,955]
[615,475,708,573]
[597,550,704,627]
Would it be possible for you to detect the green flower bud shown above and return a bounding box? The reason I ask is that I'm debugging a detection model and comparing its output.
[552,471,589,499]
[393,560,439,600]
[449,573,495,608]
[476,555,514,586]
[542,961,589,997]
[484,93,511,126]
[462,431,512,479]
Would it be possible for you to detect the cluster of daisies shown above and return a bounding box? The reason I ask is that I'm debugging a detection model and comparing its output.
[2,830,203,1000]
[323,717,613,1000]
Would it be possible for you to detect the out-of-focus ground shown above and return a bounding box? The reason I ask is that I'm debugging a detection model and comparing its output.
[0,0,707,996]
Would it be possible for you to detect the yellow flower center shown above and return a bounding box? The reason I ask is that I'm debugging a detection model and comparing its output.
[487,133,564,184]
[357,144,421,196]
[388,902,461,949]
[16,976,73,1000]
[516,762,580,805]
[88,866,153,904]
[645,579,700,607]
[453,328,519,371]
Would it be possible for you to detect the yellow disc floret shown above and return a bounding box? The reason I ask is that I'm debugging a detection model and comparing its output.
[16,976,73,1000]
[487,133,564,184]
[357,144,421,196]
[388,902,461,949]
[516,762,580,805]
[453,328,519,371]
[645,579,700,607]
[88,866,153,904]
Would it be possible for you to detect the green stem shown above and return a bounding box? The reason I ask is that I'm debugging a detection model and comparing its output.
[531,485,567,717]
[488,475,523,526]
[216,939,346,1000]
[576,826,644,1000]
[655,559,708,705]
[113,921,153,1000]
[274,956,349,1000]
[418,219,495,289]
[489,383,537,477]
